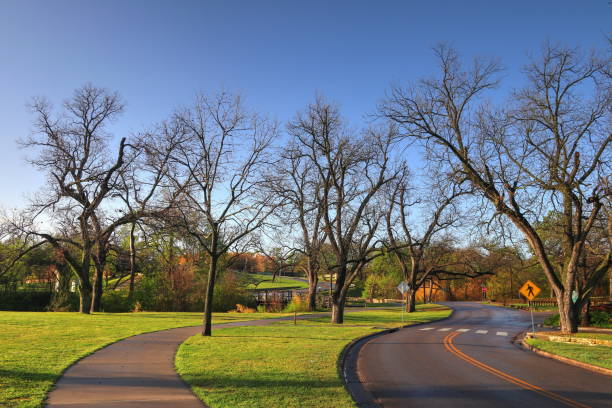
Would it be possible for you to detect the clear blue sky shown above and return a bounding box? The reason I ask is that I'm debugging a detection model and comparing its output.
[0,0,609,210]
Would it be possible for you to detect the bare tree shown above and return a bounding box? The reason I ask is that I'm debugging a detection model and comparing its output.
[19,85,128,313]
[263,138,327,310]
[381,44,611,332]
[290,97,399,323]
[385,165,476,311]
[88,121,184,310]
[167,92,278,336]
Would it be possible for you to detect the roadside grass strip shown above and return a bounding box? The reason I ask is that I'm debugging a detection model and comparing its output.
[525,337,612,370]
[0,311,302,408]
[175,306,451,408]
[444,332,591,408]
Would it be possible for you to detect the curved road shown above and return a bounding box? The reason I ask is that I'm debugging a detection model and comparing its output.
[355,302,611,408]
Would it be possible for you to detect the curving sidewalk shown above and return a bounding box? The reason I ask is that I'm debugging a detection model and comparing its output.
[46,316,325,408]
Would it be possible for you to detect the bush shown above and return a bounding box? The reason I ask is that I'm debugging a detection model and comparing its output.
[543,314,560,327]
[47,291,79,311]
[283,295,310,313]
[211,271,257,312]
[0,290,52,311]
[543,311,611,328]
[101,290,134,313]
[362,274,399,300]
[590,310,611,327]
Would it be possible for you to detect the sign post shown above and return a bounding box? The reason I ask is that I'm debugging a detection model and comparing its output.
[519,280,541,335]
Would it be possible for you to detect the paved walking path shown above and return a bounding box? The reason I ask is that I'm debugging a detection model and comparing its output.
[46,315,326,408]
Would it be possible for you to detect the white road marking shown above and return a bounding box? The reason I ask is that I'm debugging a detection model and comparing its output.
[419,327,435,330]
[456,329,470,332]
[475,330,488,334]
[496,331,508,336]
[438,328,452,331]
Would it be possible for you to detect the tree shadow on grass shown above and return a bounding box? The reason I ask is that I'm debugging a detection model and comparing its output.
[184,373,340,390]
[208,334,355,341]
[0,368,58,383]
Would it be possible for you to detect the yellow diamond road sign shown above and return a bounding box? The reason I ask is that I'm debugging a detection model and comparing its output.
[519,280,541,301]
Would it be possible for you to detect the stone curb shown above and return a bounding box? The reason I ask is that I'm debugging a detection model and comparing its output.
[520,335,612,377]
[531,332,612,346]
[339,307,456,408]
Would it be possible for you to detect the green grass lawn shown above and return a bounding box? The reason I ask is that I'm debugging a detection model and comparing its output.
[525,337,612,370]
[246,273,309,289]
[176,304,451,408]
[0,311,303,408]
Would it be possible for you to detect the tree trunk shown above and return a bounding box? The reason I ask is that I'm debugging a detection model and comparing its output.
[90,247,107,313]
[79,280,93,314]
[202,254,218,336]
[307,273,318,311]
[128,222,137,299]
[406,289,416,312]
[331,272,352,324]
[580,300,590,327]
[306,260,318,311]
[78,246,92,314]
[557,292,579,333]
[331,297,345,324]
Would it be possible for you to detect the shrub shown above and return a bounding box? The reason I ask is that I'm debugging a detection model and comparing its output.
[0,290,52,311]
[283,295,310,313]
[543,311,611,328]
[590,310,611,327]
[47,291,79,312]
[101,290,134,313]
[543,314,560,327]
[211,271,257,312]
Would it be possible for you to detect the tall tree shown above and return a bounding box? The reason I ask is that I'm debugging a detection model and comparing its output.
[167,92,278,336]
[385,166,472,311]
[381,44,611,332]
[290,97,398,323]
[20,85,128,313]
[263,137,327,310]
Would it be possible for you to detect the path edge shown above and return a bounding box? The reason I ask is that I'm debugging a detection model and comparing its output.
[43,324,202,407]
[339,306,456,408]
[518,333,612,377]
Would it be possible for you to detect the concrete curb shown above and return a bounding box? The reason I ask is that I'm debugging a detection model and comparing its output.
[520,335,612,377]
[339,307,456,408]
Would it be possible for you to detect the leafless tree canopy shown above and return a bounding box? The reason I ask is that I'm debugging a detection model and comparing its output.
[164,92,279,335]
[381,43,611,332]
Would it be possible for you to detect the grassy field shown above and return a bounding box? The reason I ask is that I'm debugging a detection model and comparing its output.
[176,304,451,408]
[0,311,304,408]
[525,337,612,370]
[246,274,309,289]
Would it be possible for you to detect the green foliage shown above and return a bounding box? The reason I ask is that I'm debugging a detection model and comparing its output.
[590,310,612,327]
[0,290,53,311]
[543,314,560,327]
[212,271,257,312]
[362,273,400,299]
[544,311,611,328]
[101,290,134,313]
[282,296,310,313]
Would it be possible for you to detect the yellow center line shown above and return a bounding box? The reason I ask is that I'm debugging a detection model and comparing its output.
[443,332,591,408]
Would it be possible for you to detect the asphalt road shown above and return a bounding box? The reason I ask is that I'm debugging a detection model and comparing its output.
[355,302,612,408]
